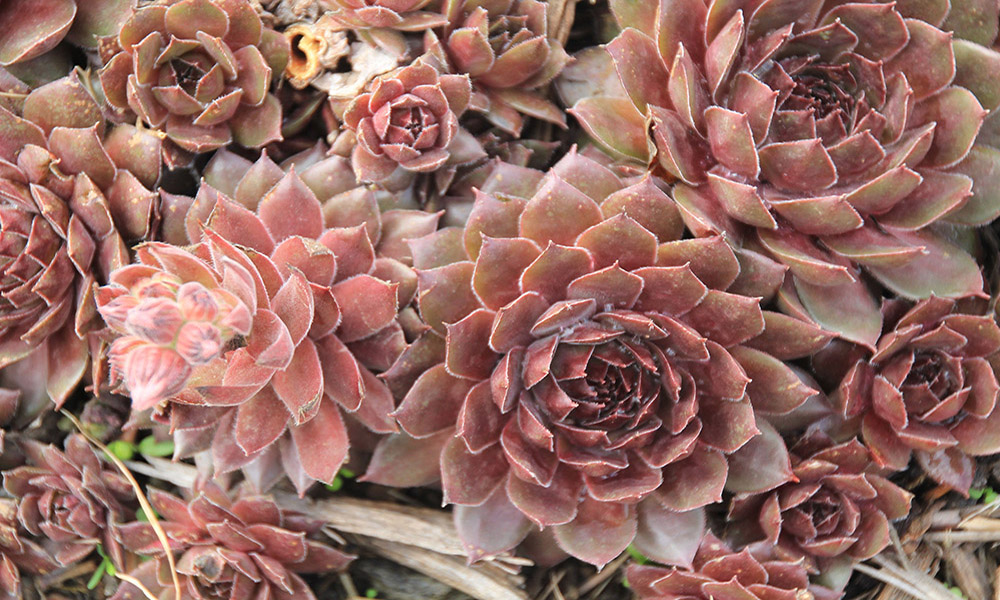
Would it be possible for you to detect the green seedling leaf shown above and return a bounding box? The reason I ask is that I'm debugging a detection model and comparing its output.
[87,559,108,590]
[106,440,136,461]
[137,435,175,457]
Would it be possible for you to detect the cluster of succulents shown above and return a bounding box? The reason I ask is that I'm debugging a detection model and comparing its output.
[2,0,1000,598]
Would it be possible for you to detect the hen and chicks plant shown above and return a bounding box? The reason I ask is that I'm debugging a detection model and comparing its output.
[4,0,1000,599]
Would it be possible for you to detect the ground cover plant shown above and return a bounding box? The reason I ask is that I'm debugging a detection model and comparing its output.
[2,0,1000,598]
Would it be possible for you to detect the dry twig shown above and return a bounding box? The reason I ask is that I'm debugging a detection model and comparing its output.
[355,535,527,600]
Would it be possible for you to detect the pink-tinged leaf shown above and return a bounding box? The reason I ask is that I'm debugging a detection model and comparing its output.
[606,28,671,112]
[770,195,864,236]
[231,94,283,149]
[0,0,75,66]
[272,338,324,425]
[687,341,751,401]
[656,0,707,64]
[520,243,595,304]
[953,39,1000,113]
[463,191,525,259]
[235,387,290,456]
[823,225,924,270]
[757,229,854,287]
[705,107,759,179]
[441,436,508,506]
[568,97,653,162]
[520,176,603,247]
[49,125,117,189]
[258,170,324,241]
[684,290,764,347]
[24,72,102,133]
[318,226,375,281]
[457,381,505,452]
[885,18,955,100]
[296,540,354,574]
[697,394,758,453]
[164,0,228,38]
[947,145,1000,226]
[247,309,294,369]
[633,500,704,568]
[915,447,974,495]
[654,445,727,511]
[794,276,882,349]
[952,405,1000,456]
[866,229,984,300]
[566,264,644,309]
[46,325,88,407]
[822,3,908,60]
[353,367,398,434]
[501,418,558,486]
[909,87,985,169]
[271,271,314,347]
[758,139,837,192]
[289,399,348,486]
[490,292,550,353]
[632,265,708,315]
[725,419,794,494]
[394,364,473,438]
[878,171,973,231]
[213,411,264,474]
[584,458,662,503]
[705,177,775,234]
[331,274,398,342]
[472,236,541,310]
[667,44,709,133]
[361,431,450,487]
[601,177,684,244]
[206,195,275,254]
[549,147,623,203]
[416,262,479,335]
[650,105,712,184]
[507,466,583,527]
[862,413,912,470]
[576,213,658,271]
[704,10,744,96]
[553,497,636,567]
[454,486,532,562]
[732,346,818,414]
[313,334,363,411]
[529,299,596,338]
[846,509,891,560]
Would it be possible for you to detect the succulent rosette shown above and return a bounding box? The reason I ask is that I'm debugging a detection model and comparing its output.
[565,0,1000,347]
[0,70,161,404]
[112,481,353,600]
[1,434,135,568]
[627,533,839,600]
[0,498,56,600]
[343,61,487,185]
[365,150,829,566]
[823,297,1000,492]
[97,153,429,494]
[728,430,912,575]
[98,0,290,153]
[423,0,570,135]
